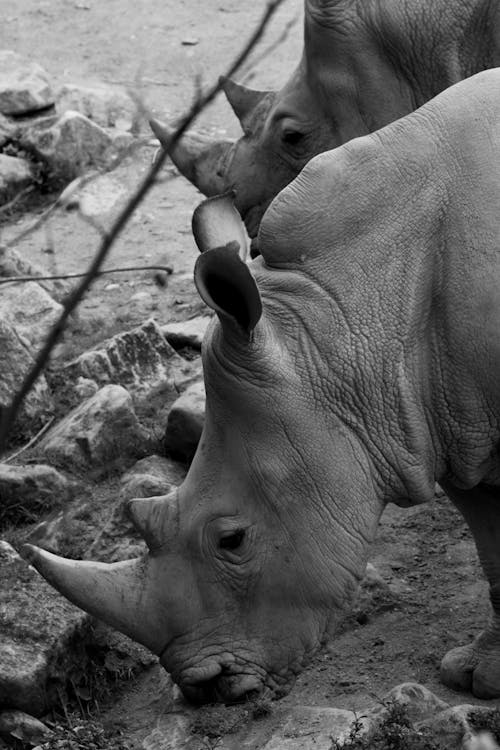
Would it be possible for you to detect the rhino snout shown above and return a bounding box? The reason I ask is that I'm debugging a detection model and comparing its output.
[178,668,264,705]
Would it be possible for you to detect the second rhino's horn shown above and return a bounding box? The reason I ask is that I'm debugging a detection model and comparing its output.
[220,77,271,131]
[150,118,233,197]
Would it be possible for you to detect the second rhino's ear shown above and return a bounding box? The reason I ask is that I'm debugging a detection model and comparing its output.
[194,245,262,337]
[192,192,249,261]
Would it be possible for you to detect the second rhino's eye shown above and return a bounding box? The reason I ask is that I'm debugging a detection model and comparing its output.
[282,129,304,147]
[219,529,245,551]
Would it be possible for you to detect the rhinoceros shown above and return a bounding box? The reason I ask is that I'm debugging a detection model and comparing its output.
[24,68,500,703]
[151,0,500,245]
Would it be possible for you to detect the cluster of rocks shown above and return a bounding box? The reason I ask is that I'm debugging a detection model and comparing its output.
[0,243,213,733]
[0,49,143,202]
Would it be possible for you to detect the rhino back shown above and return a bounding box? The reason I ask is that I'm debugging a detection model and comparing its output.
[257,69,500,494]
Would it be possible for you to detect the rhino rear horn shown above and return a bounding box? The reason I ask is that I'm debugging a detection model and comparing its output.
[194,244,262,337]
[192,192,249,260]
[220,77,271,132]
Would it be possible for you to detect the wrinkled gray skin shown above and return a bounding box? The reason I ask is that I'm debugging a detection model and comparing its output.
[25,70,500,703]
[154,0,500,244]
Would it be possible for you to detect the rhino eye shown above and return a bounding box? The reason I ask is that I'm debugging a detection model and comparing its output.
[219,529,245,551]
[282,130,304,147]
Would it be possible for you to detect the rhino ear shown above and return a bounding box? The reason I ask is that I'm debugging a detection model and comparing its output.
[220,76,270,132]
[194,244,262,337]
[192,192,249,261]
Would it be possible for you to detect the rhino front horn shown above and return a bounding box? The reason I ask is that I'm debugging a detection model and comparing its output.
[219,77,271,131]
[150,118,233,197]
[21,544,169,655]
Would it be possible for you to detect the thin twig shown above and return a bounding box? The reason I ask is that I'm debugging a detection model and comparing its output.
[1,417,55,464]
[0,264,173,285]
[0,0,287,454]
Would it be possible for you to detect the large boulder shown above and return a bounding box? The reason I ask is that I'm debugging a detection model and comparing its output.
[56,82,137,129]
[0,320,53,441]
[39,384,148,471]
[19,110,117,182]
[0,51,54,116]
[60,319,200,401]
[0,281,62,349]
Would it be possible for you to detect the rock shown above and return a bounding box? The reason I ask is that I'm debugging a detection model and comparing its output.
[0,244,71,303]
[161,315,213,351]
[164,380,205,462]
[88,455,186,562]
[56,82,137,129]
[0,541,89,715]
[263,706,363,750]
[75,173,128,218]
[61,319,199,400]
[368,682,449,725]
[0,709,53,745]
[0,281,62,349]
[0,113,16,148]
[0,51,54,115]
[0,464,79,522]
[0,320,53,441]
[120,454,186,501]
[19,110,117,182]
[0,154,32,203]
[39,384,148,471]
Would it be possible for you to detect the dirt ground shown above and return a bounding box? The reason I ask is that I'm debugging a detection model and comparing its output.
[1,1,499,747]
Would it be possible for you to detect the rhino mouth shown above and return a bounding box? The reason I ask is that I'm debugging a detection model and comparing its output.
[179,667,264,705]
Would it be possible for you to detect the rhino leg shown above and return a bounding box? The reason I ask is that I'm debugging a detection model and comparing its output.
[439,482,500,698]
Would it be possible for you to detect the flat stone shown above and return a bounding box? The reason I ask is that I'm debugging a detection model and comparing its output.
[0,280,62,349]
[19,110,117,182]
[61,319,198,400]
[164,380,205,462]
[0,463,79,521]
[0,154,32,203]
[120,454,186,501]
[39,384,148,471]
[0,319,53,441]
[56,82,136,129]
[0,541,89,716]
[0,244,71,303]
[0,51,54,115]
[263,706,362,750]
[76,173,128,217]
[161,315,213,351]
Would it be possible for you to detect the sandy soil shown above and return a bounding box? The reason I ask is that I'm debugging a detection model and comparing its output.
[1,1,499,747]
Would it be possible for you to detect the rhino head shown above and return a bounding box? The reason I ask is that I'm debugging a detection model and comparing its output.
[151,67,337,246]
[151,0,500,245]
[23,191,385,704]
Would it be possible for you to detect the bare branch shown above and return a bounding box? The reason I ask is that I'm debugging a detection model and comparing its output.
[0,264,173,285]
[0,0,288,453]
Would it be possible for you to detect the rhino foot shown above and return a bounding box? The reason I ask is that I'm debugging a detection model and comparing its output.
[440,630,500,698]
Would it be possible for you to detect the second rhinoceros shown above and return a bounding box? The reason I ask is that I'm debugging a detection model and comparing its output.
[25,69,500,703]
[152,0,500,245]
